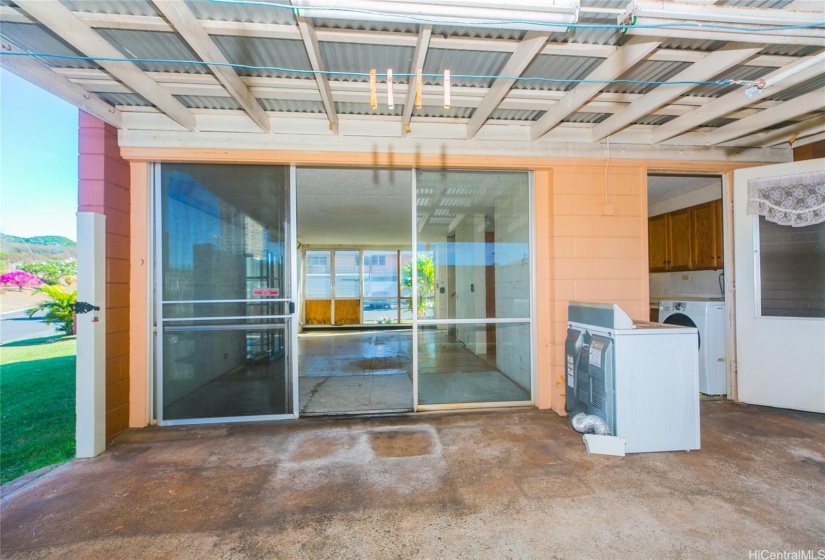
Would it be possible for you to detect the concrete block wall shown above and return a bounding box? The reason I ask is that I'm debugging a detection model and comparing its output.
[547,165,648,414]
[78,111,130,444]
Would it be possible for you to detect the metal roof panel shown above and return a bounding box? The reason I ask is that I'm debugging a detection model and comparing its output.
[174,95,243,110]
[603,60,692,95]
[211,35,313,78]
[258,98,326,113]
[321,42,414,83]
[0,22,98,69]
[97,92,153,106]
[95,29,209,74]
[516,54,604,91]
[185,0,297,25]
[60,0,159,17]
[423,48,509,88]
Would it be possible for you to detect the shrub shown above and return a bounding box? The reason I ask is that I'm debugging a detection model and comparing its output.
[27,285,77,334]
[0,270,43,291]
[20,261,77,286]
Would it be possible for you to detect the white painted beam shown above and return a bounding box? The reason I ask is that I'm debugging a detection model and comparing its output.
[530,37,660,141]
[0,39,122,128]
[623,23,825,47]
[466,31,549,139]
[14,0,195,130]
[729,113,825,148]
[402,25,432,137]
[153,0,270,133]
[296,16,338,134]
[705,87,825,144]
[653,55,825,143]
[591,44,762,142]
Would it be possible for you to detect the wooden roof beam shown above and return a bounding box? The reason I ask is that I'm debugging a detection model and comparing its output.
[0,39,122,128]
[153,0,270,133]
[530,37,660,141]
[401,25,432,137]
[295,16,339,134]
[591,43,762,142]
[466,31,549,140]
[14,0,194,130]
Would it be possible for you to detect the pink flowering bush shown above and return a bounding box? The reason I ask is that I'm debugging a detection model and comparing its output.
[0,270,43,291]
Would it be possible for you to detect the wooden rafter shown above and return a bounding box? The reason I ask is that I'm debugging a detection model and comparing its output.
[0,39,122,128]
[591,44,762,142]
[530,37,661,141]
[401,25,432,137]
[13,0,195,130]
[653,55,825,143]
[466,32,549,140]
[295,16,339,134]
[705,87,825,145]
[152,0,270,133]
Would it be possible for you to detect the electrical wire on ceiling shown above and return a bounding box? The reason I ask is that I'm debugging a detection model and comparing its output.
[0,51,767,89]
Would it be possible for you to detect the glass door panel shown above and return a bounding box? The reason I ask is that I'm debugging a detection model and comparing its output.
[415,170,532,407]
[158,163,294,423]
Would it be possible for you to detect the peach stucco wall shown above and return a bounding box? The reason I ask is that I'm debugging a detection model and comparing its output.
[78,112,131,443]
[121,149,747,425]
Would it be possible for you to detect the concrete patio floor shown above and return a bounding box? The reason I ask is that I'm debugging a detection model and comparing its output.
[2,401,824,559]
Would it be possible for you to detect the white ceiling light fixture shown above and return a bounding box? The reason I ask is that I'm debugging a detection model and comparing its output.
[290,0,580,32]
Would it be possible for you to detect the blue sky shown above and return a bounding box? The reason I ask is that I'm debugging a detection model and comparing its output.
[1,68,78,241]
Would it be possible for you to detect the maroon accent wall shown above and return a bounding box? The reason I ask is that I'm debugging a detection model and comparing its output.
[78,111,131,445]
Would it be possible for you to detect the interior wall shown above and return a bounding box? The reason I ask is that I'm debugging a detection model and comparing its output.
[648,181,722,217]
[454,215,487,354]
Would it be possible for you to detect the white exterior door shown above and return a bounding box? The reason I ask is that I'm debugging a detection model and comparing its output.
[733,159,825,413]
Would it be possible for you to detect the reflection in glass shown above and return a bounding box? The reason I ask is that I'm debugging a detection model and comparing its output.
[159,163,292,422]
[418,323,531,405]
[364,251,399,297]
[162,325,288,420]
[416,170,530,321]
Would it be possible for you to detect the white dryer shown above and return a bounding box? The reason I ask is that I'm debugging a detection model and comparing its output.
[659,299,726,395]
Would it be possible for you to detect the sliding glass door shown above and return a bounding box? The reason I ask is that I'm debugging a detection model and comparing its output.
[414,170,533,408]
[156,164,295,424]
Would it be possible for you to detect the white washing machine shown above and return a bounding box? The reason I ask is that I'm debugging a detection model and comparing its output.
[659,299,726,395]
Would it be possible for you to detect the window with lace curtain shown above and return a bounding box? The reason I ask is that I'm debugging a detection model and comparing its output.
[748,170,825,318]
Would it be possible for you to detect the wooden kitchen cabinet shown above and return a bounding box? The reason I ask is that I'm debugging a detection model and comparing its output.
[648,214,669,271]
[649,199,724,272]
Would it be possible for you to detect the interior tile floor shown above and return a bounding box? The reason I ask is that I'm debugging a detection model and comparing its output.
[298,329,530,414]
[3,402,823,558]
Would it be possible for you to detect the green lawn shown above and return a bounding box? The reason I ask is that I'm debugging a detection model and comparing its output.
[1,336,76,484]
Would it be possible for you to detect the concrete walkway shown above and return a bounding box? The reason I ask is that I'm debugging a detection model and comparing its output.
[2,402,823,559]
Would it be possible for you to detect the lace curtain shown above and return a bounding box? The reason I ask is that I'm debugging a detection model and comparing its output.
[747,170,825,227]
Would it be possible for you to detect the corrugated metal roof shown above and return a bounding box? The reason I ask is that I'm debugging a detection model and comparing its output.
[423,49,509,88]
[764,75,825,102]
[96,92,152,106]
[309,18,418,35]
[0,22,98,69]
[413,106,475,118]
[715,0,792,7]
[516,54,603,91]
[762,118,804,131]
[211,36,313,78]
[659,38,728,52]
[759,45,822,57]
[174,95,243,110]
[336,101,403,117]
[563,112,609,124]
[705,117,738,128]
[603,60,691,95]
[185,0,296,25]
[60,0,159,16]
[258,99,326,113]
[431,26,525,41]
[634,114,677,126]
[321,42,414,83]
[95,29,208,74]
[489,108,544,121]
[687,65,774,98]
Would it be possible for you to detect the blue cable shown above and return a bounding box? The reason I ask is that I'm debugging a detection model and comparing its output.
[0,51,740,87]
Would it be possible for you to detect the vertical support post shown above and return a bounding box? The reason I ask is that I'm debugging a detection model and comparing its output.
[76,212,107,457]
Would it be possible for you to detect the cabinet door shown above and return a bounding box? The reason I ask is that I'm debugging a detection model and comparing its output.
[648,214,668,272]
[691,201,717,269]
[714,199,724,268]
[668,208,692,270]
